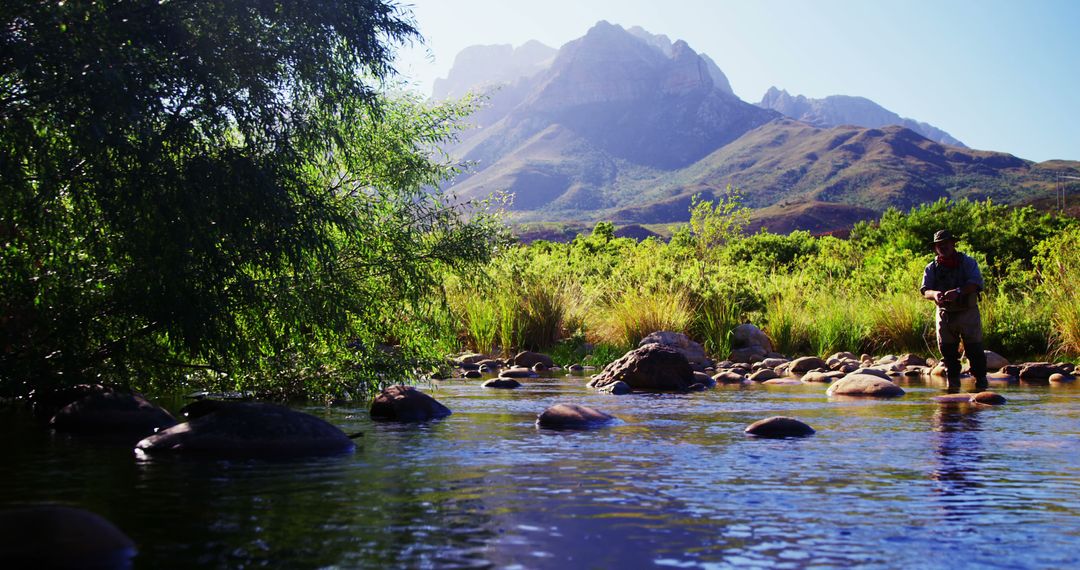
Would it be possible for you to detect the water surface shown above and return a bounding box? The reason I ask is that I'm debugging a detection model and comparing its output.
[3,376,1079,569]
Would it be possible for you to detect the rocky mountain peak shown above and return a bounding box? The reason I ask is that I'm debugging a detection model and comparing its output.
[758,86,965,147]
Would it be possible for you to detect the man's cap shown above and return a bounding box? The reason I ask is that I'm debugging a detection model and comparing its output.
[933,229,957,244]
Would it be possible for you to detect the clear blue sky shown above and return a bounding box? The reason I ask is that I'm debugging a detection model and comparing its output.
[393,0,1079,162]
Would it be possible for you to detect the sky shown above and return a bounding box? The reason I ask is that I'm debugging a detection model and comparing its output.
[392,0,1080,163]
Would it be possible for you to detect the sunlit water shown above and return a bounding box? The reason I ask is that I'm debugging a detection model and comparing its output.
[3,375,1080,569]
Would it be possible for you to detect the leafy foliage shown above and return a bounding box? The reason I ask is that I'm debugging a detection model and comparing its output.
[1,1,504,399]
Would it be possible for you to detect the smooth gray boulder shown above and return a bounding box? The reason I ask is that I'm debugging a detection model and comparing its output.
[745,416,815,438]
[826,373,905,397]
[136,402,356,458]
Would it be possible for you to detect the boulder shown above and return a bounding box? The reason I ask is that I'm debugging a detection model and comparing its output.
[984,350,1009,371]
[801,370,843,383]
[454,353,487,366]
[744,416,815,438]
[1019,362,1067,382]
[730,345,768,364]
[50,389,177,436]
[712,370,747,384]
[369,385,452,422]
[762,378,803,385]
[499,367,540,379]
[789,356,829,375]
[531,362,548,373]
[568,364,585,373]
[587,344,695,392]
[972,391,1007,405]
[827,351,858,362]
[999,364,1021,376]
[732,323,773,352]
[692,371,717,388]
[848,367,892,381]
[826,374,905,398]
[598,380,631,395]
[482,378,521,389]
[513,351,554,369]
[463,369,483,379]
[1049,373,1075,383]
[536,404,617,429]
[748,369,779,382]
[895,353,928,368]
[0,506,135,569]
[136,402,356,458]
[754,357,789,370]
[639,331,711,368]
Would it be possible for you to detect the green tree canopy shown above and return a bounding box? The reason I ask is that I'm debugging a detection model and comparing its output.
[1,1,503,398]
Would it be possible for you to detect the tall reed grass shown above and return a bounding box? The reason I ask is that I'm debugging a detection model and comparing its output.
[592,286,694,347]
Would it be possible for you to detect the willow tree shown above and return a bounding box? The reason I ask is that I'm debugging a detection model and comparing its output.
[0,1,503,398]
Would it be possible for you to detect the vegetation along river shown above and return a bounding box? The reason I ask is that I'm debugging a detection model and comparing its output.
[3,375,1080,569]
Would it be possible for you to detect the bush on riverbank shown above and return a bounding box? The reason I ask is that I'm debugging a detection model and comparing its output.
[447,198,1079,369]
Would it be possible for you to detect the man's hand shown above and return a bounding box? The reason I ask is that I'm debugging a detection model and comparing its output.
[937,289,960,305]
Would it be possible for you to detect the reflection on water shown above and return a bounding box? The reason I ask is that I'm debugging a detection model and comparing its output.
[3,378,1080,568]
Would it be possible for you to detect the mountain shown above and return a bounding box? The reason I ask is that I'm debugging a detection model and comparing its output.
[758,87,965,147]
[433,23,1078,236]
[443,21,777,214]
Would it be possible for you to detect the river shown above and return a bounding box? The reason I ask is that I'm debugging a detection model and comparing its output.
[2,375,1079,568]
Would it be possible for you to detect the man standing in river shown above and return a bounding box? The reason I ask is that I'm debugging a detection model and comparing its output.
[920,230,988,393]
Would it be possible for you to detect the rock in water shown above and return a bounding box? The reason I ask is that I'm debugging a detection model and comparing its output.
[50,389,177,437]
[136,402,355,459]
[826,373,905,397]
[745,416,816,438]
[971,391,1007,405]
[369,385,452,422]
[536,404,617,429]
[588,344,695,392]
[513,351,554,369]
[482,378,522,389]
[0,506,136,569]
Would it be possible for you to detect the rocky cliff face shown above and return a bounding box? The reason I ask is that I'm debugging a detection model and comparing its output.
[758,87,966,147]
[432,40,556,100]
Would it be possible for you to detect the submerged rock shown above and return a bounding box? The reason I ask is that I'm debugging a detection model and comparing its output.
[50,389,177,437]
[0,506,136,569]
[482,378,521,389]
[745,416,815,438]
[826,374,905,398]
[369,385,452,422]
[136,402,356,458]
[536,404,617,429]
